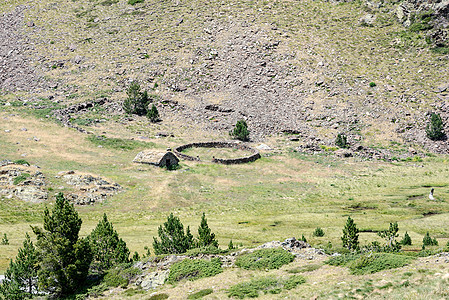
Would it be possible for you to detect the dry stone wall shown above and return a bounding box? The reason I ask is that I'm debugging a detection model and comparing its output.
[174,141,261,164]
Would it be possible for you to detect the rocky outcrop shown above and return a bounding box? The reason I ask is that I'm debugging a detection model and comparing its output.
[57,171,122,205]
[397,0,449,47]
[0,161,48,203]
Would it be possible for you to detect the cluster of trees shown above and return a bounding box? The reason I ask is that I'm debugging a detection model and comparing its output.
[123,81,159,122]
[341,216,441,253]
[0,195,221,299]
[0,193,131,299]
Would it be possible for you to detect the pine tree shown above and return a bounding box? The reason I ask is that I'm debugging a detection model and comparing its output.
[197,213,219,248]
[147,104,159,122]
[341,216,359,251]
[228,240,235,250]
[401,231,412,246]
[123,81,150,116]
[152,213,195,255]
[88,213,130,273]
[335,133,348,148]
[378,222,401,252]
[426,112,445,140]
[231,120,249,141]
[0,233,39,299]
[1,233,8,245]
[31,192,92,296]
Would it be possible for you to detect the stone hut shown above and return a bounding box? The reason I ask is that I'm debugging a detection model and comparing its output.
[133,150,179,168]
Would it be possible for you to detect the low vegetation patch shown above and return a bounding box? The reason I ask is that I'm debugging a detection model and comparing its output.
[235,248,295,270]
[227,275,305,298]
[287,264,322,274]
[326,253,413,275]
[13,159,30,165]
[13,173,30,185]
[104,264,141,288]
[167,258,222,283]
[187,288,213,299]
[87,135,151,150]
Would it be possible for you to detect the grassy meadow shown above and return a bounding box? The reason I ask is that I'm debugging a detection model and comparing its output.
[1,110,449,276]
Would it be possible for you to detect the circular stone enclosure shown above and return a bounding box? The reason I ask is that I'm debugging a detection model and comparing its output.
[174,142,261,165]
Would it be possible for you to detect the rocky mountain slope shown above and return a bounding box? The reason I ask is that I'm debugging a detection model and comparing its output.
[1,0,449,154]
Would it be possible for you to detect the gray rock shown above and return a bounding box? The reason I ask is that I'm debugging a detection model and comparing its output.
[139,270,170,290]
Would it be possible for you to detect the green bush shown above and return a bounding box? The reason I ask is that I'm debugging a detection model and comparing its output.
[0,233,8,245]
[235,248,294,270]
[167,258,222,283]
[148,294,169,300]
[123,81,150,116]
[185,246,227,256]
[104,265,141,288]
[313,227,325,237]
[230,120,250,141]
[187,288,213,299]
[13,159,30,165]
[369,82,376,87]
[13,173,30,185]
[335,133,348,148]
[426,113,445,140]
[326,253,413,275]
[128,0,144,4]
[227,275,305,299]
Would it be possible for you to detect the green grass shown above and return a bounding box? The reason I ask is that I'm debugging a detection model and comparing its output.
[86,135,153,150]
[13,173,30,185]
[235,248,295,270]
[167,258,222,283]
[287,264,322,274]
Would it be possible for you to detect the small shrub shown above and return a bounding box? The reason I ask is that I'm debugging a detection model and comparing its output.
[148,294,169,300]
[313,227,325,237]
[227,275,305,299]
[300,235,307,243]
[235,248,294,270]
[104,265,141,288]
[369,82,376,87]
[422,232,438,246]
[167,258,222,283]
[132,251,140,261]
[228,240,235,250]
[335,133,348,148]
[13,159,30,165]
[128,0,144,4]
[187,288,213,299]
[230,120,250,141]
[401,232,412,245]
[1,233,9,245]
[426,113,445,140]
[327,253,413,275]
[13,173,30,185]
[147,104,159,122]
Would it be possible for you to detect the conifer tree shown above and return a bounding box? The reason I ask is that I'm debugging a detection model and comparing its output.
[197,213,219,248]
[153,213,195,255]
[147,104,159,122]
[401,231,412,245]
[32,193,92,296]
[123,81,150,116]
[426,112,445,140]
[231,120,249,141]
[0,233,39,299]
[88,213,130,273]
[341,216,359,251]
[228,240,234,250]
[378,222,401,252]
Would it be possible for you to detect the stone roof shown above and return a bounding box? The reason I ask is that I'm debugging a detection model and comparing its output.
[133,150,178,165]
